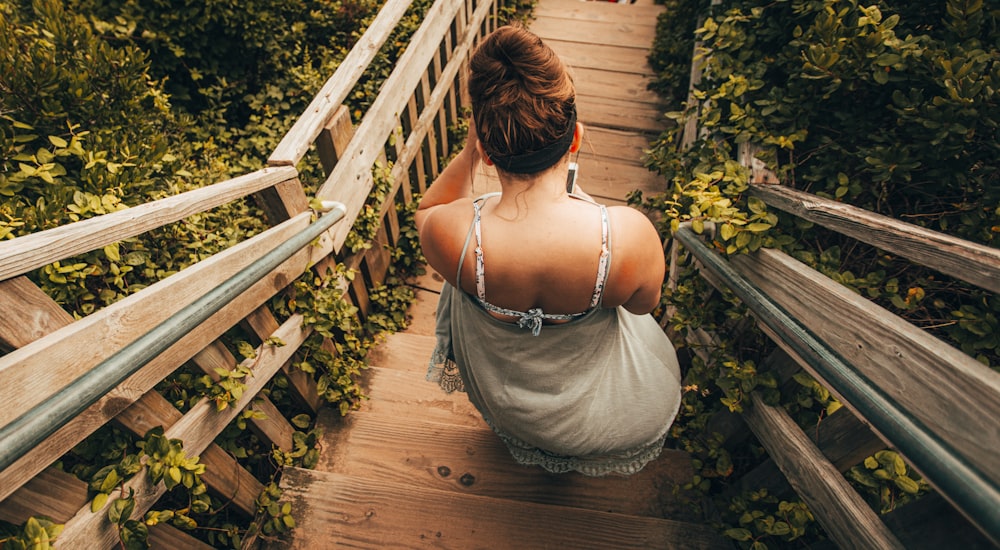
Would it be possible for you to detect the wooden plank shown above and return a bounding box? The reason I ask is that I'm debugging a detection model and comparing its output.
[366,331,438,375]
[363,224,392,288]
[318,0,493,252]
[731,247,1000,485]
[404,270,447,337]
[317,410,697,520]
[578,126,657,167]
[268,468,731,549]
[316,105,355,177]
[268,0,415,166]
[578,94,667,134]
[0,215,330,503]
[191,340,296,452]
[117,391,263,516]
[253,176,311,226]
[742,392,904,550]
[249,396,296,452]
[0,467,87,524]
[880,492,996,550]
[148,523,215,550]
[576,158,664,204]
[530,15,659,50]
[570,65,663,107]
[724,406,886,501]
[548,39,657,75]
[0,277,261,514]
[57,313,309,548]
[0,276,74,352]
[0,212,315,429]
[0,166,297,283]
[355,366,485,428]
[241,306,321,412]
[532,0,665,25]
[750,184,1000,294]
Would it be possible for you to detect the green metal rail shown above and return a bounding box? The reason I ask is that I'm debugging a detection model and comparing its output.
[0,202,347,474]
[674,223,1000,547]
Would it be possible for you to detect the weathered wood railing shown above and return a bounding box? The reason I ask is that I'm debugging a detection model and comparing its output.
[669,159,1000,548]
[0,0,500,545]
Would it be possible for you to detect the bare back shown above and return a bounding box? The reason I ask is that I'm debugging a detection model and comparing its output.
[420,192,665,317]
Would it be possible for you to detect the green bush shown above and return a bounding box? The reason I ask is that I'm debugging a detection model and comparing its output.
[0,0,443,546]
[644,0,998,547]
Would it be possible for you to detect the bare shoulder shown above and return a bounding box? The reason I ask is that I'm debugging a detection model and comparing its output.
[605,205,663,251]
[417,198,476,285]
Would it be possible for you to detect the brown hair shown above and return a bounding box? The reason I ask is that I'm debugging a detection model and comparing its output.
[468,24,576,174]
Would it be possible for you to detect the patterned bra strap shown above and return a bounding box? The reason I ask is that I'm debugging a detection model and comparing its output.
[473,198,487,301]
[591,204,611,308]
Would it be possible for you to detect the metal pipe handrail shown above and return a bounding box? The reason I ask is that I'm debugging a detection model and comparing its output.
[0,202,347,474]
[674,223,1000,547]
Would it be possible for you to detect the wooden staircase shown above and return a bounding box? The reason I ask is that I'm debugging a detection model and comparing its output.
[264,275,732,549]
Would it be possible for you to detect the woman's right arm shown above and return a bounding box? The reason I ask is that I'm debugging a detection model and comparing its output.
[415,123,481,234]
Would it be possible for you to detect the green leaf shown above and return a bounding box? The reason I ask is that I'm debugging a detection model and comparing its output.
[720,223,736,241]
[291,414,312,429]
[895,476,920,494]
[90,493,108,514]
[48,135,68,148]
[724,527,753,541]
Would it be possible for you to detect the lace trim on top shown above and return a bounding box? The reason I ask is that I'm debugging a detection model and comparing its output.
[472,195,610,336]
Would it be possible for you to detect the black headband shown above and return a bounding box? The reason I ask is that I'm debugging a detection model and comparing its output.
[488,107,577,174]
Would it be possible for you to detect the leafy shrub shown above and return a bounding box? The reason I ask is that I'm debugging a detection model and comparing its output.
[0,0,445,546]
[643,0,998,547]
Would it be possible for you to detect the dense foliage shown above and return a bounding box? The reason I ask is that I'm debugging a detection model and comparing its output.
[643,0,998,547]
[0,0,445,547]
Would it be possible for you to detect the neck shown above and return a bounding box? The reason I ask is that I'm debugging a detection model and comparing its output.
[493,163,570,218]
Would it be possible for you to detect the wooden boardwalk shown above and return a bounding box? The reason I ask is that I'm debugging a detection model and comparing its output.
[263,3,728,548]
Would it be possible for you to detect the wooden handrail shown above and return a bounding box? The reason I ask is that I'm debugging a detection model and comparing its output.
[675,223,1000,547]
[750,183,1000,294]
[268,0,417,166]
[0,166,296,283]
[0,0,502,544]
[314,0,467,253]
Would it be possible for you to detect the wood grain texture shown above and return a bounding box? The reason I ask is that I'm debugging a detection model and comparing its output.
[57,313,309,548]
[724,406,885,502]
[266,468,730,549]
[0,216,330,502]
[743,392,904,550]
[147,523,216,550]
[531,14,659,50]
[0,166,296,282]
[751,183,1000,294]
[532,0,666,26]
[319,0,492,253]
[317,410,696,519]
[191,339,296,452]
[242,305,321,412]
[118,391,263,515]
[0,467,87,524]
[0,212,314,429]
[731,247,1000,484]
[351,366,485,429]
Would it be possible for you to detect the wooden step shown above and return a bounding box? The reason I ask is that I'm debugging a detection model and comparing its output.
[355,365,485,428]
[266,468,731,549]
[365,331,438,375]
[316,409,702,520]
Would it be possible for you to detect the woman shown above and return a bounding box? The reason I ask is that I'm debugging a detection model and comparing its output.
[415,24,681,476]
